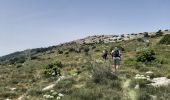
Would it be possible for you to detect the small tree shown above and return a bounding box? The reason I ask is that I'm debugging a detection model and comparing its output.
[44,61,62,77]
[58,49,63,54]
[144,32,149,37]
[136,48,156,62]
[84,47,90,54]
[155,30,164,37]
[159,34,170,45]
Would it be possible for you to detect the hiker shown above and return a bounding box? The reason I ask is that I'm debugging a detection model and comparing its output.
[102,49,108,61]
[111,47,121,71]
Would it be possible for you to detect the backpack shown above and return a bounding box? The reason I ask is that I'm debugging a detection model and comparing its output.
[112,49,120,57]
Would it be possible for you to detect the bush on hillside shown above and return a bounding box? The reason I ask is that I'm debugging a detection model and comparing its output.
[68,48,75,52]
[8,56,26,64]
[83,47,90,55]
[65,51,69,55]
[155,30,164,37]
[159,34,170,45]
[58,49,63,54]
[91,45,96,49]
[136,48,156,62]
[75,48,81,53]
[91,64,118,84]
[137,38,144,42]
[44,61,62,77]
[144,32,149,37]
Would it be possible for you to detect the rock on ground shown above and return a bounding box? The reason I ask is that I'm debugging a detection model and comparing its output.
[150,77,170,87]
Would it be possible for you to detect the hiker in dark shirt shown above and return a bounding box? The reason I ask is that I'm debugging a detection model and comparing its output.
[111,47,121,71]
[102,49,108,61]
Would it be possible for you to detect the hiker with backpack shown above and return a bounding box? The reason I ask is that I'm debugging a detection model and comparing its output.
[102,49,108,61]
[111,47,121,71]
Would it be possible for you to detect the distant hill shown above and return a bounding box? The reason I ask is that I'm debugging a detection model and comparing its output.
[1,29,169,62]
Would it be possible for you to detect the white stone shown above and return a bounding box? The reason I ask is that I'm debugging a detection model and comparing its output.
[50,90,55,93]
[10,88,16,91]
[52,92,58,96]
[150,77,170,87]
[58,93,64,97]
[57,96,61,100]
[6,99,12,100]
[136,74,140,77]
[49,96,54,99]
[146,71,153,74]
[135,84,139,89]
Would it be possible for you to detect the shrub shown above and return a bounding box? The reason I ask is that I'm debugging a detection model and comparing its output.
[44,61,62,77]
[30,56,38,60]
[95,49,100,52]
[70,88,103,100]
[137,38,144,42]
[27,88,42,96]
[68,48,75,52]
[83,47,89,53]
[55,78,75,94]
[91,64,118,84]
[144,32,149,37]
[75,48,81,53]
[137,91,151,100]
[136,48,156,62]
[91,46,96,49]
[65,51,69,55]
[121,34,125,37]
[110,80,122,90]
[8,56,26,64]
[159,34,170,45]
[155,30,164,37]
[58,49,63,54]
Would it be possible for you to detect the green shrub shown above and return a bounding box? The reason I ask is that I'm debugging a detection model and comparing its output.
[137,91,151,100]
[30,56,38,60]
[27,88,42,96]
[110,80,122,90]
[141,85,170,100]
[65,51,69,54]
[159,34,170,45]
[69,48,75,52]
[91,64,118,84]
[84,47,89,53]
[55,78,75,94]
[136,48,156,62]
[58,49,63,54]
[44,61,62,77]
[95,49,100,52]
[144,32,149,37]
[8,56,26,64]
[70,88,103,100]
[91,46,96,49]
[155,30,164,37]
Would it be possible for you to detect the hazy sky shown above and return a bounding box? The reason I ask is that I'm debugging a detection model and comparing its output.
[0,0,170,56]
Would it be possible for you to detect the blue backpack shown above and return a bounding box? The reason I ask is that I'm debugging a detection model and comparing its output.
[112,49,120,57]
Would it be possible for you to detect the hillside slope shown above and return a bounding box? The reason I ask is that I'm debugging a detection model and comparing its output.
[0,29,170,100]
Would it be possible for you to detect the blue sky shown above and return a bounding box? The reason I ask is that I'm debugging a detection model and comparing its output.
[0,0,170,56]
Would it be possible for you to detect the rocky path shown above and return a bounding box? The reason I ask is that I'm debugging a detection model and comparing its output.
[122,79,137,100]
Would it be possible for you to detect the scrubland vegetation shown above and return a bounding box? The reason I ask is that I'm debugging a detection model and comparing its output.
[0,30,170,100]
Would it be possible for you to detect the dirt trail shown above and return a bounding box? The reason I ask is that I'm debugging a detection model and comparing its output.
[122,79,137,100]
